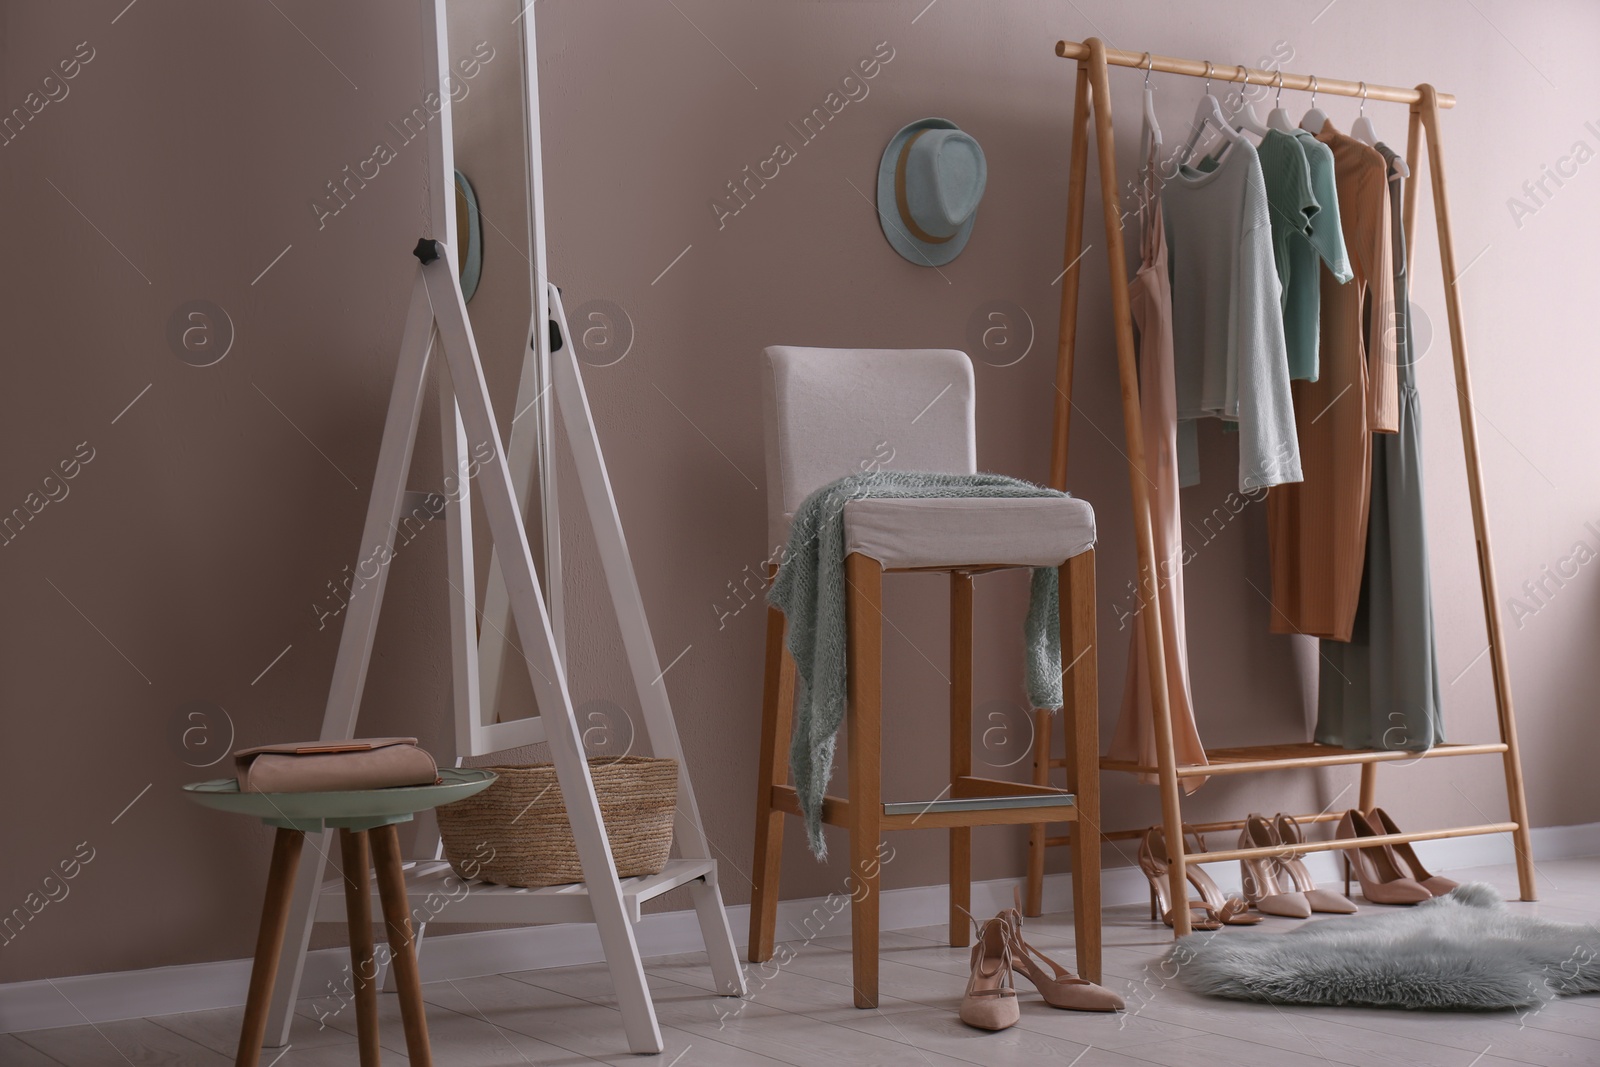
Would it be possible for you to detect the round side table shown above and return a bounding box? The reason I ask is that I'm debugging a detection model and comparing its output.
[184,769,497,1067]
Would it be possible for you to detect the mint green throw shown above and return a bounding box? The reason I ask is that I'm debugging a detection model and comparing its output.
[768,471,1068,858]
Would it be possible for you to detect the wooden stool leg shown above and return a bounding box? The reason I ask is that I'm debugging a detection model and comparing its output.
[1025,706,1053,916]
[370,823,432,1067]
[749,601,796,963]
[1061,551,1102,984]
[236,828,304,1067]
[339,829,382,1067]
[845,553,884,1009]
[949,571,973,948]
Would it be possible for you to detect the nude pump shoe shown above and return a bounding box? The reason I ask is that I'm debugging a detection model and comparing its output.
[1000,892,1124,1012]
[1272,813,1359,914]
[1367,807,1460,897]
[1337,809,1431,905]
[958,914,1020,1031]
[1238,814,1311,918]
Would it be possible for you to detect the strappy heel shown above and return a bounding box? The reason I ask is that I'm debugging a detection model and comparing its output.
[1139,828,1219,930]
[999,891,1124,1012]
[958,912,1020,1030]
[1238,814,1311,918]
[1272,812,1358,913]
[1139,827,1258,928]
[1178,825,1262,925]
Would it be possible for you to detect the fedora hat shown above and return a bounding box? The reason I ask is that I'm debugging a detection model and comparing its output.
[876,118,987,266]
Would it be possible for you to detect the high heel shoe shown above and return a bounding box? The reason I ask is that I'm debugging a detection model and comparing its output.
[1337,809,1431,905]
[1139,828,1221,929]
[1139,827,1259,928]
[1000,891,1124,1012]
[958,913,1020,1030]
[1272,813,1358,914]
[1367,807,1460,897]
[1182,825,1264,925]
[1237,814,1311,918]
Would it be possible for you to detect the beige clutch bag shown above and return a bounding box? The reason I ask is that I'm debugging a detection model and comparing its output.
[234,738,440,793]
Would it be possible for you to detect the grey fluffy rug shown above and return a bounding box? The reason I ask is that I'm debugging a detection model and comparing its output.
[1165,883,1600,1010]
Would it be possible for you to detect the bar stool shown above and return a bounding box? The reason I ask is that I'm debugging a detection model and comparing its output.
[183,768,495,1066]
[746,346,1102,1008]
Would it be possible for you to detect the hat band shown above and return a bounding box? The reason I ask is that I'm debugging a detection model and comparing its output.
[894,130,955,245]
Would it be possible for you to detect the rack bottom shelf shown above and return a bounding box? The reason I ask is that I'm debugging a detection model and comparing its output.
[1097,740,1508,778]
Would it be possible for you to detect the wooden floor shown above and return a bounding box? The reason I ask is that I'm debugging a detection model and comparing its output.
[8,857,1598,1066]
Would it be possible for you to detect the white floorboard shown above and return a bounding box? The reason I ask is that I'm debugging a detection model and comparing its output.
[10,857,1598,1066]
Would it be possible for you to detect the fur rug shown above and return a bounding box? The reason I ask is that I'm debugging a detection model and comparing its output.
[1165,883,1600,1010]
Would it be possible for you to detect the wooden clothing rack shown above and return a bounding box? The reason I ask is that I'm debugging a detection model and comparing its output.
[1031,38,1536,937]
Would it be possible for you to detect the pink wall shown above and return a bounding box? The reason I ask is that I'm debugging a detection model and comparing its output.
[3,0,1598,982]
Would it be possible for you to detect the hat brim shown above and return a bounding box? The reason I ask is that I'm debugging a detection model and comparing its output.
[876,118,978,267]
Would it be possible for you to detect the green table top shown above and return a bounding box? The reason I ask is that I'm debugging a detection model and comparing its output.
[182,767,497,831]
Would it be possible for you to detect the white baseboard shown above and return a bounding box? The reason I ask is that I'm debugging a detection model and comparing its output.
[4,821,1595,1035]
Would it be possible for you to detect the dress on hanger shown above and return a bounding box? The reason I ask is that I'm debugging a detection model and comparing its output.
[1317,142,1442,751]
[1108,110,1208,788]
[1286,130,1353,380]
[1266,122,1398,642]
[1165,140,1302,493]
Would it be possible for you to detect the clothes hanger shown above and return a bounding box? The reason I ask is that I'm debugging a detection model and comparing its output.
[1142,52,1162,148]
[1267,69,1296,132]
[1182,61,1246,162]
[1351,82,1410,175]
[1299,74,1329,133]
[1229,64,1270,138]
[1351,82,1379,144]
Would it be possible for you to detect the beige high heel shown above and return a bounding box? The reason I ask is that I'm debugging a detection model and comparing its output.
[1139,828,1219,930]
[1337,809,1431,905]
[1238,814,1311,918]
[1367,808,1459,897]
[1272,813,1359,914]
[1182,825,1264,925]
[1139,827,1259,928]
[1000,892,1124,1012]
[958,913,1020,1031]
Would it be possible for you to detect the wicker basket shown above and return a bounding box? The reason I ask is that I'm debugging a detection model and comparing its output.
[436,756,677,888]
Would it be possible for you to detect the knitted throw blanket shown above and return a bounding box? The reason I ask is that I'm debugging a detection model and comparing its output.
[768,471,1070,858]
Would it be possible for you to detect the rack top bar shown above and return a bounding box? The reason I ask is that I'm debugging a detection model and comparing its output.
[1056,38,1455,109]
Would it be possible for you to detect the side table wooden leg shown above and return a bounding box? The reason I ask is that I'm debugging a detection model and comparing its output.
[237,828,305,1067]
[371,823,433,1067]
[339,829,383,1067]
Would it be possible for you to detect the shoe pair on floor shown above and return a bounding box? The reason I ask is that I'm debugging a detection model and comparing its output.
[1238,812,1359,918]
[1138,818,1351,928]
[958,896,1124,1031]
[1139,824,1263,929]
[1339,807,1460,904]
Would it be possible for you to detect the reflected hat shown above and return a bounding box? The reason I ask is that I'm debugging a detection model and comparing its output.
[876,118,987,266]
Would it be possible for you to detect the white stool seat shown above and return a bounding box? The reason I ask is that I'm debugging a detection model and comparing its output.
[843,496,1096,570]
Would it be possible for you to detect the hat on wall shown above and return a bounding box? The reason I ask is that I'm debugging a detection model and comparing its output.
[876,118,988,267]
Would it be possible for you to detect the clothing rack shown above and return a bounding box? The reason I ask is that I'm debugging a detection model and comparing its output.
[1030,38,1536,936]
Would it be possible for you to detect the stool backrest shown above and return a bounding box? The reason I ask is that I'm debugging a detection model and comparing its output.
[761,346,976,549]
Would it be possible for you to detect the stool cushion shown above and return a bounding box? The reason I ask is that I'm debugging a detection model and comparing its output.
[843,495,1095,570]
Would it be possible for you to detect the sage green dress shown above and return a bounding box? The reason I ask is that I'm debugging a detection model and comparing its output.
[1316,142,1443,751]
